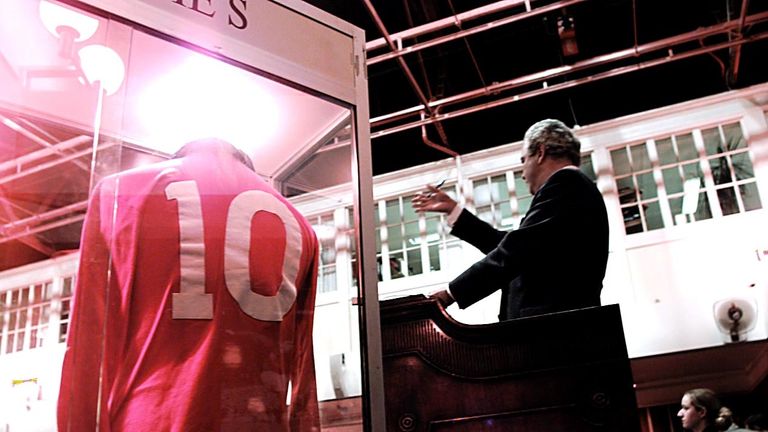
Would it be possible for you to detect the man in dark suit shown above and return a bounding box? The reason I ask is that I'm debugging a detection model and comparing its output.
[412,119,609,320]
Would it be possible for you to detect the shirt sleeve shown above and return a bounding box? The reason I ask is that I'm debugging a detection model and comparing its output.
[57,180,113,431]
[446,204,463,226]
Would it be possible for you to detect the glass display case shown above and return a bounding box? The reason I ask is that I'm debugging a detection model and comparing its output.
[0,0,383,430]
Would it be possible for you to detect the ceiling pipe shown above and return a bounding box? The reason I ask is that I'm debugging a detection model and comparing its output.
[0,140,118,186]
[361,0,452,152]
[0,114,92,172]
[367,0,586,66]
[0,198,55,255]
[371,29,768,139]
[727,0,751,85]
[0,214,85,245]
[370,11,768,130]
[0,200,88,237]
[421,112,459,158]
[0,134,91,174]
[366,0,535,52]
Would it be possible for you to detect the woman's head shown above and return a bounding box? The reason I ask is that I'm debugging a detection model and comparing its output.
[678,389,720,431]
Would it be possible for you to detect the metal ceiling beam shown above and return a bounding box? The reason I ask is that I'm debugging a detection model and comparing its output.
[727,0,751,85]
[0,214,85,246]
[0,134,91,174]
[362,0,451,149]
[366,0,535,52]
[0,114,92,172]
[0,200,87,244]
[370,28,768,139]
[0,197,56,255]
[369,11,768,136]
[0,140,117,186]
[367,0,586,66]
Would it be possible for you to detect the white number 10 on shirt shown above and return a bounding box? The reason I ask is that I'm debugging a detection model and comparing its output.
[165,180,303,322]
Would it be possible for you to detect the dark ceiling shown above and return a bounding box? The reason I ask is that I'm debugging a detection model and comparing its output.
[305,0,768,174]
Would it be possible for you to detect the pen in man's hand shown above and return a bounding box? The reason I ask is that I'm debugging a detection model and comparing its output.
[426,179,446,197]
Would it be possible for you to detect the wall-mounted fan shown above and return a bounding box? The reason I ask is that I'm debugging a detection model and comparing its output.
[713,298,757,343]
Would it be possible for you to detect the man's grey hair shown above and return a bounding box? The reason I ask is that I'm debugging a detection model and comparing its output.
[524,119,581,165]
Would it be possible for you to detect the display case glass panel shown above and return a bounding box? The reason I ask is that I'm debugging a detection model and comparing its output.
[0,0,374,430]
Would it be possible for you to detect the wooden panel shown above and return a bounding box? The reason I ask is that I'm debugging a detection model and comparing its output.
[381,296,641,432]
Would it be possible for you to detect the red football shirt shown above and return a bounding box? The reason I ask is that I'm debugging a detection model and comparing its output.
[58,141,320,431]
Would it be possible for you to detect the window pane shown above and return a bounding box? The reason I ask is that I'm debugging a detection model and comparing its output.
[428,245,441,272]
[694,192,713,221]
[375,227,381,253]
[444,186,458,201]
[731,152,755,180]
[498,201,513,229]
[580,155,596,181]
[644,202,664,231]
[425,217,440,235]
[702,127,722,156]
[320,267,337,294]
[722,122,746,150]
[710,157,732,185]
[663,167,683,194]
[623,205,643,234]
[490,175,509,202]
[476,206,493,224]
[517,196,532,216]
[656,137,676,165]
[385,199,400,224]
[16,331,24,352]
[389,253,404,279]
[387,225,403,251]
[63,277,73,296]
[406,248,422,276]
[30,329,39,349]
[718,187,740,216]
[616,177,637,204]
[402,196,418,222]
[320,245,336,265]
[514,172,527,195]
[59,323,69,344]
[740,183,762,211]
[42,305,51,323]
[404,221,420,248]
[669,197,683,224]
[682,162,702,181]
[611,148,631,176]
[676,134,698,161]
[473,180,491,207]
[636,172,657,199]
[630,143,651,171]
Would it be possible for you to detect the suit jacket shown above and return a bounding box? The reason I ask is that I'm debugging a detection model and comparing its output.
[448,167,609,320]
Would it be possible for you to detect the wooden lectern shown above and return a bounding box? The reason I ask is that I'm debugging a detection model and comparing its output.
[380,295,640,431]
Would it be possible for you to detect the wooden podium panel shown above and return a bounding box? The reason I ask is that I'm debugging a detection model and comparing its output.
[380,296,641,431]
